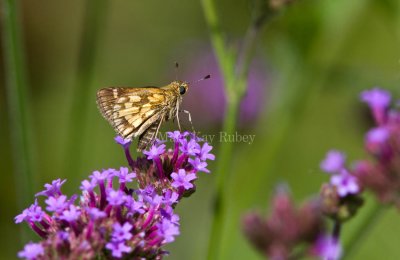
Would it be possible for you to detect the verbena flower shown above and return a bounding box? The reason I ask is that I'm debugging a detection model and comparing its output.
[15,131,214,259]
[243,88,399,259]
[182,51,267,127]
[353,88,400,205]
[242,188,325,259]
[321,88,400,207]
[128,131,215,199]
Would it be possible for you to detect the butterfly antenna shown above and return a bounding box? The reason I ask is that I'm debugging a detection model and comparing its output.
[191,74,211,85]
[175,62,179,81]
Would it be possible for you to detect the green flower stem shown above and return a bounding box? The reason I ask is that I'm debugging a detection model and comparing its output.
[201,0,266,259]
[1,0,35,241]
[342,200,386,259]
[65,0,108,175]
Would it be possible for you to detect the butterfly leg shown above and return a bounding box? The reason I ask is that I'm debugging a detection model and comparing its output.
[176,102,182,131]
[154,114,164,141]
[179,109,195,133]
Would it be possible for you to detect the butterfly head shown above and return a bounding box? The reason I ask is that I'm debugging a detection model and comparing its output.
[171,81,189,96]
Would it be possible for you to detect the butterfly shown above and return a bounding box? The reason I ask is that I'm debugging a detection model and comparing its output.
[96,75,210,152]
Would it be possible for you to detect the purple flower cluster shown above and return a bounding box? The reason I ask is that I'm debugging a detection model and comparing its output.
[243,88,400,259]
[320,88,400,206]
[118,131,214,199]
[242,188,341,260]
[353,88,400,205]
[15,131,214,259]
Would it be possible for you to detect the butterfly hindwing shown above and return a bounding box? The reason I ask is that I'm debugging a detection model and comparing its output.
[137,119,163,151]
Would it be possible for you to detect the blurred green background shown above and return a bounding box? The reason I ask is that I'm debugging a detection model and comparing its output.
[1,0,400,259]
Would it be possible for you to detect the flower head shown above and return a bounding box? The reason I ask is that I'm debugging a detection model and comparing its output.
[242,188,324,259]
[16,131,212,259]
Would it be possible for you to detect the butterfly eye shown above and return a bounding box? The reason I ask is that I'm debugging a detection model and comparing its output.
[179,85,186,95]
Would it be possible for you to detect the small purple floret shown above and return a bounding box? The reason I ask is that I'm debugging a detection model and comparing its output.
[330,170,359,197]
[36,179,66,197]
[45,195,68,213]
[366,127,389,145]
[189,157,210,173]
[180,139,201,156]
[320,150,346,174]
[105,241,132,258]
[171,169,197,190]
[143,144,166,160]
[116,167,136,183]
[199,143,215,161]
[360,88,391,109]
[167,131,183,142]
[107,189,126,206]
[60,205,81,222]
[80,179,96,191]
[157,219,180,243]
[111,222,133,241]
[18,242,44,260]
[114,136,131,147]
[87,207,106,220]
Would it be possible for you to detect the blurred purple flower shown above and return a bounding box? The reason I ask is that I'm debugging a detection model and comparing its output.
[182,50,268,127]
[330,170,360,197]
[312,235,342,260]
[320,150,346,174]
[360,88,391,125]
[17,242,44,260]
[353,88,400,205]
[242,188,324,259]
[365,127,389,154]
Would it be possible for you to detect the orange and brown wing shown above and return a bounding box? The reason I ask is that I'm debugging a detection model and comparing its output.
[96,87,167,139]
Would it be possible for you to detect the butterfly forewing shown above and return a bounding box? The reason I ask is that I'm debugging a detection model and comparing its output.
[97,87,166,146]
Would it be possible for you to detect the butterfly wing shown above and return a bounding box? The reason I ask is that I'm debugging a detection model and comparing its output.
[96,87,168,140]
[137,119,163,151]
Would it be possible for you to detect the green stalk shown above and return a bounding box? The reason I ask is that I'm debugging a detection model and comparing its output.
[201,0,267,259]
[65,0,108,175]
[207,99,239,260]
[1,0,35,242]
[342,201,386,259]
